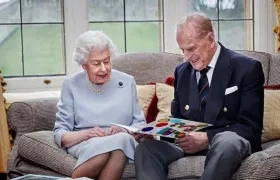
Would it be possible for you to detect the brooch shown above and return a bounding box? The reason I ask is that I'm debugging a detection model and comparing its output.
[118,81,124,88]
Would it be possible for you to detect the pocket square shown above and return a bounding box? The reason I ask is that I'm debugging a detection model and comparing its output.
[225,86,238,95]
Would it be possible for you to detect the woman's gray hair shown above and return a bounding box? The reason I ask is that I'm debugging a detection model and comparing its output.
[73,30,117,65]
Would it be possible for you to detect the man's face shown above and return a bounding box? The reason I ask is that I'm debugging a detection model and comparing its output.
[176,27,215,71]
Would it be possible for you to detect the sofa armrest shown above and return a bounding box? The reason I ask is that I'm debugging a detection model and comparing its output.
[233,141,280,180]
[7,98,59,137]
[262,139,280,150]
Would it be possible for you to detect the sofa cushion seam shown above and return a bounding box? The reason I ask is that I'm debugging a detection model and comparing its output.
[21,133,68,154]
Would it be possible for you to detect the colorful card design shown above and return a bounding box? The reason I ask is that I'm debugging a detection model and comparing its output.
[136,118,212,138]
[113,118,212,139]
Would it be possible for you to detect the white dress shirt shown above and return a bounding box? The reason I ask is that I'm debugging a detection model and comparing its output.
[196,44,221,86]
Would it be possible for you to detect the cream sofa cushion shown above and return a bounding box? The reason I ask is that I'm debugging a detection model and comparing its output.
[262,89,280,142]
[136,85,155,117]
[155,83,174,120]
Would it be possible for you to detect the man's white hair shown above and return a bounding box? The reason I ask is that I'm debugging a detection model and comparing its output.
[73,30,117,65]
[176,12,214,39]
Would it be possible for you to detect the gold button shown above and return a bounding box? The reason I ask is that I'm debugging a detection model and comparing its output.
[185,105,189,110]
[223,107,227,112]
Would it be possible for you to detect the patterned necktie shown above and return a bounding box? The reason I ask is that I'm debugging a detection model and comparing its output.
[198,66,210,110]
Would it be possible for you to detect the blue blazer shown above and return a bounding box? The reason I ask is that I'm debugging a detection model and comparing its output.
[171,44,265,153]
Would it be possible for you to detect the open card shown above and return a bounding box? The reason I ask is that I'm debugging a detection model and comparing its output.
[113,117,212,139]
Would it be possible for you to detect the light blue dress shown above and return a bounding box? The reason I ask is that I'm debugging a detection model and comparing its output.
[53,70,146,169]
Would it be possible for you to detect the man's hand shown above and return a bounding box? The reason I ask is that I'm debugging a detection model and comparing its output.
[175,132,209,154]
[131,133,154,142]
[108,125,128,135]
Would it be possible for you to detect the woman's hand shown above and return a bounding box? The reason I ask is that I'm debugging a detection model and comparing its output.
[61,127,106,148]
[85,126,108,139]
[108,125,129,135]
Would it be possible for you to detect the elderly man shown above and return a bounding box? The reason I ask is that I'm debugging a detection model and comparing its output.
[134,13,264,180]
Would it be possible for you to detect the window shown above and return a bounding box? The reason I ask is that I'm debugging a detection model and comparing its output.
[1,0,275,92]
[88,0,164,53]
[187,0,254,50]
[0,0,65,78]
[164,0,275,54]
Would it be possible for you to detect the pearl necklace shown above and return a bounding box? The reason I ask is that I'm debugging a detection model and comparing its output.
[87,76,107,95]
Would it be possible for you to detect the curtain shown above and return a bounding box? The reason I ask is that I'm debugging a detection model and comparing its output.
[273,0,280,52]
[0,69,10,174]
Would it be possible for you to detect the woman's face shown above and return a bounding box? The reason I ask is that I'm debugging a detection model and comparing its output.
[82,49,112,84]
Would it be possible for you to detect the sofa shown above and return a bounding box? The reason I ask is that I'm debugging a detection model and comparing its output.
[5,51,280,180]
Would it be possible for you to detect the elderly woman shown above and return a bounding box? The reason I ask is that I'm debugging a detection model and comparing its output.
[53,31,147,180]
